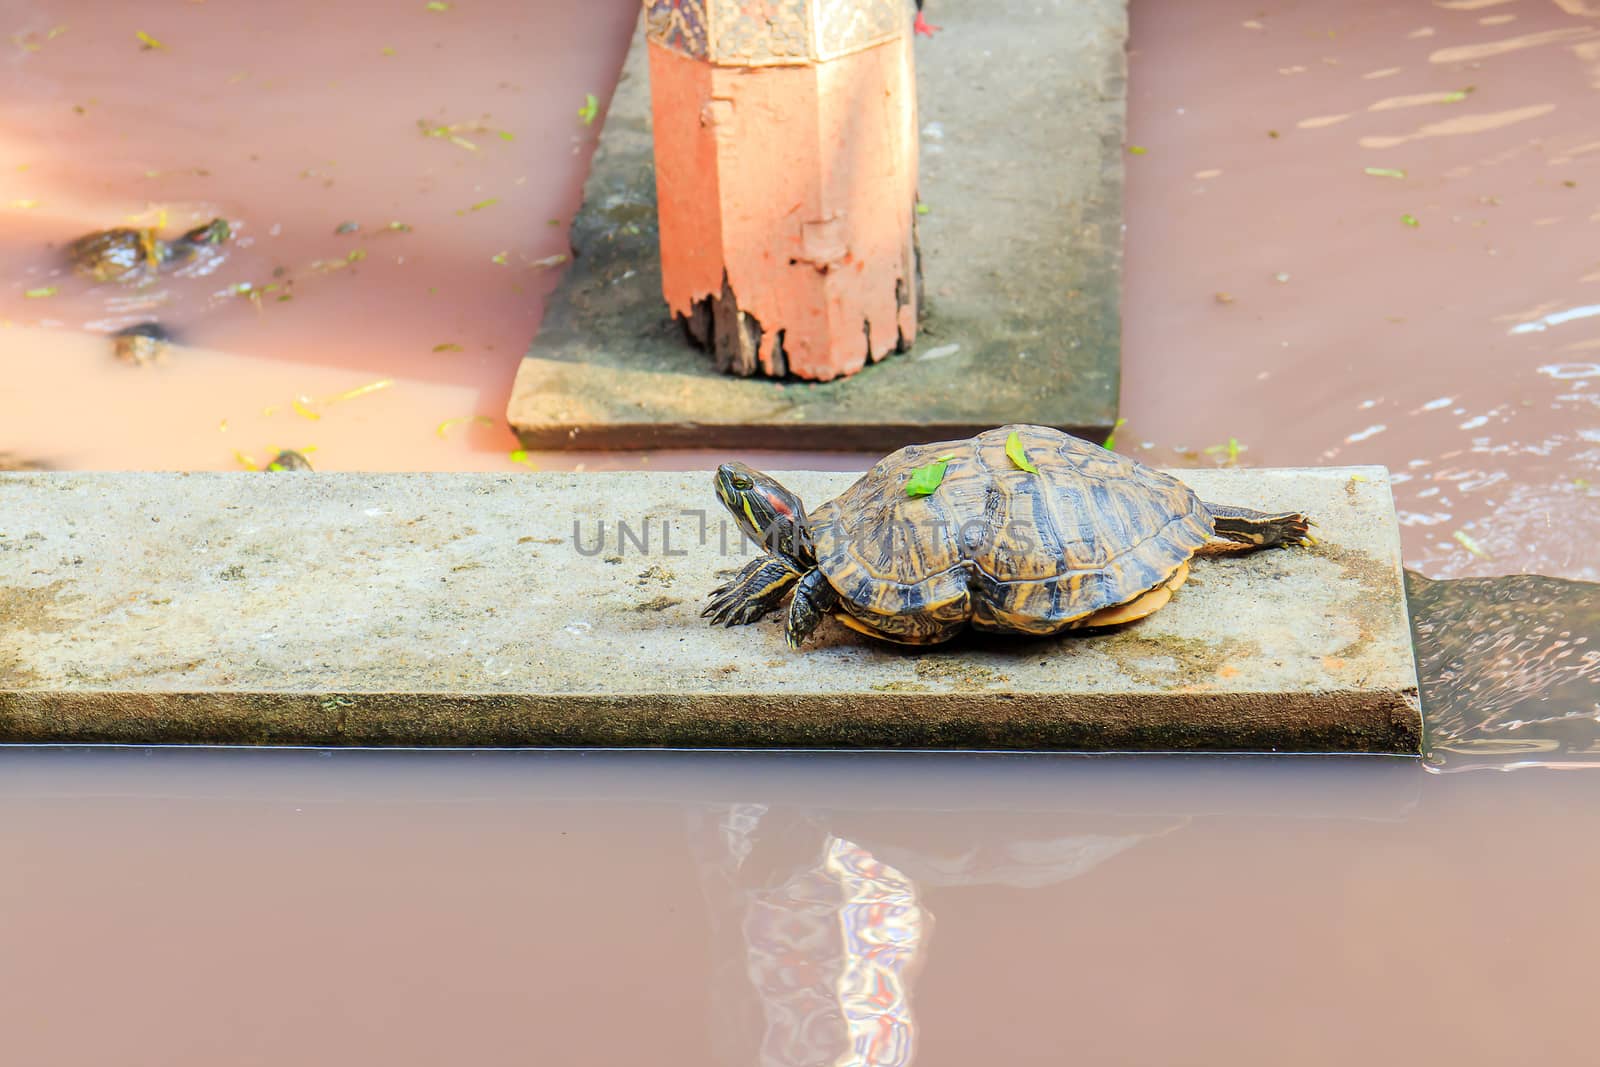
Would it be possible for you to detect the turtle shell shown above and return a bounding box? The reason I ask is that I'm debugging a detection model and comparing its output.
[807,424,1215,643]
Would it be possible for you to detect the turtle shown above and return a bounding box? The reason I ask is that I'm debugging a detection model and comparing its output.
[66,217,231,283]
[703,424,1314,649]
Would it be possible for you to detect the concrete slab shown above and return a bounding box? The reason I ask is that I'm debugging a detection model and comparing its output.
[0,466,1419,752]
[507,0,1126,450]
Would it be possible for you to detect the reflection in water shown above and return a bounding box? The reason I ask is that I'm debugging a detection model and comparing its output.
[695,806,927,1067]
[692,804,1184,1066]
[1409,569,1600,771]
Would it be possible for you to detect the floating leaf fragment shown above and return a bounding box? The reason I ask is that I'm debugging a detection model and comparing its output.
[1202,437,1243,464]
[1126,145,1147,155]
[234,450,260,471]
[904,455,954,497]
[578,92,599,126]
[497,130,514,141]
[491,251,508,265]
[437,415,493,438]
[465,198,498,213]
[425,1,451,10]
[291,397,321,421]
[1005,431,1040,474]
[1364,167,1406,179]
[24,286,58,299]
[381,46,396,56]
[384,221,412,233]
[135,30,165,50]
[345,248,367,263]
[1102,417,1128,450]
[335,221,360,234]
[432,342,463,352]
[509,449,538,468]
[1401,213,1420,227]
[530,253,568,269]
[1452,529,1491,558]
[324,378,393,404]
[915,202,931,215]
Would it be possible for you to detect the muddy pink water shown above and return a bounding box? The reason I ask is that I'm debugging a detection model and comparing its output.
[4,1,1600,1064]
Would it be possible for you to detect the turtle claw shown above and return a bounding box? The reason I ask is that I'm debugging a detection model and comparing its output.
[702,556,803,628]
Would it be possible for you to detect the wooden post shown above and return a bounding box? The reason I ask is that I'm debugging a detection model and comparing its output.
[643,0,920,382]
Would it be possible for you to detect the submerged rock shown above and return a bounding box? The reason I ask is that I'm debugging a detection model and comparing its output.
[111,322,173,366]
[267,450,313,471]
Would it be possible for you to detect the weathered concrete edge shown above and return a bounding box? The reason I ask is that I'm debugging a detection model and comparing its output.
[0,690,1420,753]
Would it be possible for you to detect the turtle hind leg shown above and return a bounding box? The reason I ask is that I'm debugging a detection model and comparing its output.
[785,569,839,649]
[702,556,802,627]
[1203,503,1315,549]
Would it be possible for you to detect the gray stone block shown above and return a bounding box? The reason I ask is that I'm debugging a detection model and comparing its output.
[0,466,1419,751]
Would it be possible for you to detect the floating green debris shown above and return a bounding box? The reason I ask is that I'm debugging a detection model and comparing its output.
[432,342,463,352]
[1401,213,1420,227]
[578,93,599,126]
[11,199,39,209]
[1202,437,1243,465]
[384,221,413,233]
[324,379,393,404]
[437,415,493,439]
[291,398,321,421]
[1102,417,1127,450]
[466,198,498,213]
[491,251,509,265]
[425,1,451,10]
[530,253,568,269]
[1575,478,1591,490]
[497,130,514,141]
[135,30,165,50]
[1452,530,1491,559]
[1126,145,1147,155]
[234,450,260,471]
[1439,87,1473,103]
[915,202,930,215]
[905,453,958,498]
[1364,167,1406,179]
[381,46,396,56]
[335,221,360,234]
[24,286,58,298]
[509,449,537,468]
[1006,432,1039,474]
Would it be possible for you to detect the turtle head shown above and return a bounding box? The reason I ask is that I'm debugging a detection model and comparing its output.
[714,463,810,563]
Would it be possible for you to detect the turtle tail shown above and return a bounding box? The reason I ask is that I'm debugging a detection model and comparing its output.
[1205,503,1315,547]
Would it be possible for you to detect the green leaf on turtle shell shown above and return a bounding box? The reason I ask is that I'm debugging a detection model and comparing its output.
[1005,431,1039,474]
[904,453,958,498]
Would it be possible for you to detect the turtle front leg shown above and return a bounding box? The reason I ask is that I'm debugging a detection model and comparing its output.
[1202,503,1315,549]
[702,556,803,627]
[785,569,839,650]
